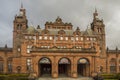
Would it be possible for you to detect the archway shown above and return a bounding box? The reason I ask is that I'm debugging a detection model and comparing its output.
[77,58,90,77]
[39,57,52,77]
[58,57,71,77]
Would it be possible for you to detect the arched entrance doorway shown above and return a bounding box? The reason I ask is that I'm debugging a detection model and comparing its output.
[58,58,71,77]
[77,58,90,77]
[39,57,52,77]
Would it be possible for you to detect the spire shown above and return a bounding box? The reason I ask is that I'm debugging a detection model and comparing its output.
[21,2,23,9]
[19,2,26,16]
[93,8,98,20]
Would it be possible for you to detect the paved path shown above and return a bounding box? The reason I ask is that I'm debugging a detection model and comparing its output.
[36,77,94,80]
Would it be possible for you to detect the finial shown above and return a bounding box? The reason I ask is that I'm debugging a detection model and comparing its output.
[37,25,40,29]
[116,46,118,51]
[5,44,7,48]
[76,27,80,31]
[93,8,98,20]
[21,2,23,9]
[107,47,109,51]
[95,8,97,13]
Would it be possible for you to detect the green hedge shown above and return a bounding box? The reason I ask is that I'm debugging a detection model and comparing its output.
[0,73,29,77]
[101,73,120,79]
[0,73,29,80]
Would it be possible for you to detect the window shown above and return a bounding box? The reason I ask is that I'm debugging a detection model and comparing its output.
[27,45,32,53]
[76,37,79,41]
[8,58,12,72]
[81,37,83,41]
[65,37,68,40]
[90,38,93,41]
[33,36,36,40]
[26,58,32,71]
[86,37,89,41]
[41,46,50,48]
[39,36,42,40]
[60,37,63,40]
[71,37,74,41]
[17,24,22,30]
[94,38,96,41]
[110,58,116,73]
[25,36,28,39]
[18,48,20,52]
[44,36,48,40]
[49,36,53,40]
[29,36,32,39]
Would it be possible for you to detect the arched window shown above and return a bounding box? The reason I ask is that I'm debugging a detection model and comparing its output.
[27,45,32,53]
[0,57,3,73]
[26,58,32,72]
[110,58,116,73]
[59,58,70,64]
[17,24,22,30]
[8,57,12,72]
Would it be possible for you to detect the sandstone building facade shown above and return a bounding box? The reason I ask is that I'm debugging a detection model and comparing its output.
[0,6,120,78]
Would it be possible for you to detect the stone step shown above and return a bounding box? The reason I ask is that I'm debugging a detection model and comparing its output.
[36,77,94,80]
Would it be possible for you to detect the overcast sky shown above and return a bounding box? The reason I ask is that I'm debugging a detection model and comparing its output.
[0,0,120,49]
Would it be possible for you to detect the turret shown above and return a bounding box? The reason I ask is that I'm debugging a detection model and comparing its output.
[91,9,106,58]
[13,5,28,56]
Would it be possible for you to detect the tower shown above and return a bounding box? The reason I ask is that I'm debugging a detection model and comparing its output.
[13,5,28,56]
[91,9,106,58]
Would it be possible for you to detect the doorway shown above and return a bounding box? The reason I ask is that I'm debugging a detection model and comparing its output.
[77,58,90,77]
[39,57,51,77]
[58,58,71,77]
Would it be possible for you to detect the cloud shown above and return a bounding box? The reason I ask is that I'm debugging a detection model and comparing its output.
[0,0,120,48]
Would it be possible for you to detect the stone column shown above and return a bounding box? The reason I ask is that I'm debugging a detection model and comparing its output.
[52,56,58,78]
[72,57,77,78]
[86,64,90,77]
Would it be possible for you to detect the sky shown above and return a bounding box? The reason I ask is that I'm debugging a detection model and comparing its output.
[0,0,120,49]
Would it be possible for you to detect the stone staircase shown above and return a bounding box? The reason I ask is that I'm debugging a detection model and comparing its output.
[36,77,94,80]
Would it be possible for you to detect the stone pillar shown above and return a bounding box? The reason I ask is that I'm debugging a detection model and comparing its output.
[86,64,90,76]
[52,63,58,78]
[91,56,95,76]
[52,56,58,78]
[72,57,77,78]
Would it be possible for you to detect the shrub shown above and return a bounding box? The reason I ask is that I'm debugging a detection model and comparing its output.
[101,73,116,79]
